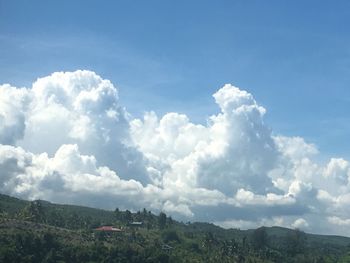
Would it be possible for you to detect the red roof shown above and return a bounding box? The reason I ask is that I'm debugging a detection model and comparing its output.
[95,226,122,232]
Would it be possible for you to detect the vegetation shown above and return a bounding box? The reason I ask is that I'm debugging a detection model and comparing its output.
[1,193,350,262]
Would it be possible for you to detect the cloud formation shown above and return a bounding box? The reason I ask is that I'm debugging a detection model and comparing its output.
[17,71,148,183]
[1,70,349,236]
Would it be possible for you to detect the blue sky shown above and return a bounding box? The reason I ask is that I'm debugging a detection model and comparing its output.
[2,0,350,235]
[1,0,350,159]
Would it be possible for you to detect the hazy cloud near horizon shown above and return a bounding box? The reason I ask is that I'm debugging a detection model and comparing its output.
[1,70,350,236]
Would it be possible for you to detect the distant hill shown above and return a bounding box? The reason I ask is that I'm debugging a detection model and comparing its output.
[1,193,350,262]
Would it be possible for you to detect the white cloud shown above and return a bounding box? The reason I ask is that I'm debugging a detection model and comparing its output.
[274,136,318,160]
[235,188,295,206]
[16,70,148,184]
[0,84,29,145]
[291,218,309,230]
[0,144,32,194]
[328,216,350,226]
[1,71,350,235]
[324,158,349,185]
[162,200,194,217]
[131,84,278,196]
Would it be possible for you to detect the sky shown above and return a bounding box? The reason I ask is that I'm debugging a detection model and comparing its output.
[1,0,350,236]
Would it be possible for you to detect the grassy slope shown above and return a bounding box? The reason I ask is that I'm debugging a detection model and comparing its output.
[1,193,350,246]
[1,193,350,263]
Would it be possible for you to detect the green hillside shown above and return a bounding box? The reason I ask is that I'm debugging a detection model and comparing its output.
[1,193,350,262]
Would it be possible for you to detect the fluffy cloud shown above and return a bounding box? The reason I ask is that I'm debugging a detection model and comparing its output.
[131,84,278,196]
[0,84,29,145]
[15,71,148,183]
[328,216,350,226]
[291,218,309,230]
[1,70,350,236]
[0,143,149,209]
[324,158,350,185]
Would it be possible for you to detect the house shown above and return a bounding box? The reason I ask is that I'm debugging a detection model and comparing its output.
[161,244,173,251]
[129,221,143,227]
[94,226,123,232]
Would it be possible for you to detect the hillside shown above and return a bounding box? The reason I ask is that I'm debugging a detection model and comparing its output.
[1,193,350,262]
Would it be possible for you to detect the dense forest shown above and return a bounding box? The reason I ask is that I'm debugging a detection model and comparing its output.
[1,193,350,262]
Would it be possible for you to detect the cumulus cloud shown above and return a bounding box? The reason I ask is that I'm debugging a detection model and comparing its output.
[291,218,309,230]
[234,188,294,206]
[15,71,149,184]
[328,216,350,226]
[0,84,29,145]
[0,143,150,208]
[1,70,350,236]
[131,84,278,196]
[324,158,350,185]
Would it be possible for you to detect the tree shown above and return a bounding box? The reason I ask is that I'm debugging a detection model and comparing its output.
[203,232,216,250]
[158,212,167,229]
[142,208,148,220]
[286,229,306,256]
[252,227,267,249]
[162,230,180,243]
[167,216,173,226]
[136,211,142,221]
[21,201,45,223]
[124,210,132,222]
